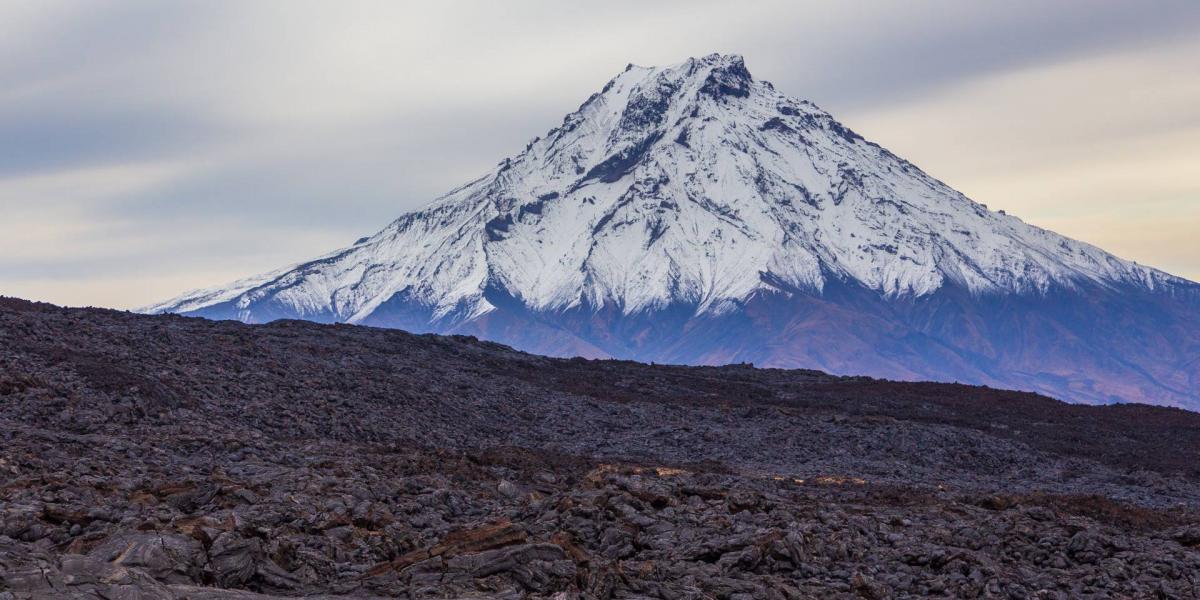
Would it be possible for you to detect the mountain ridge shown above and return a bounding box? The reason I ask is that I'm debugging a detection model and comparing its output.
[149,53,1200,407]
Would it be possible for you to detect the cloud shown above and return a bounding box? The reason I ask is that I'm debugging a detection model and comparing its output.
[1,0,1198,307]
[748,0,1200,110]
[0,102,225,176]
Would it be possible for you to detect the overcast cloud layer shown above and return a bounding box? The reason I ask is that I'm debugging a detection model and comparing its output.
[2,0,1198,308]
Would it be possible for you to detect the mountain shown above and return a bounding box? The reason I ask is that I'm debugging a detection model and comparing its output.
[149,53,1200,408]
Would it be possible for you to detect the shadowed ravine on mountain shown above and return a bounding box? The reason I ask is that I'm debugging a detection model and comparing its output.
[147,53,1200,409]
[3,297,1200,598]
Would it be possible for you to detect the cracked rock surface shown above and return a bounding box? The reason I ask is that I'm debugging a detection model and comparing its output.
[1,297,1199,598]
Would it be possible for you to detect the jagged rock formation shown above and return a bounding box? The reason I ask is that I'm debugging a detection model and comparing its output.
[148,54,1200,407]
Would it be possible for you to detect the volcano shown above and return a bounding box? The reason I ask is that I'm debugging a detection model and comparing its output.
[150,54,1200,407]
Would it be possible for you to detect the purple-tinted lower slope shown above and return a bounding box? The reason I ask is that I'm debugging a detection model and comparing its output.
[179,279,1200,408]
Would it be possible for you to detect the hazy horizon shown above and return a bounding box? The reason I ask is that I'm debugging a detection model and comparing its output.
[2,0,1198,308]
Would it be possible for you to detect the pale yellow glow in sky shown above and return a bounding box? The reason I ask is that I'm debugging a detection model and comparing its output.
[845,36,1200,281]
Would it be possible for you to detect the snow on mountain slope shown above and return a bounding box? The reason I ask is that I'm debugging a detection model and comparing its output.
[148,54,1200,407]
[150,54,1187,326]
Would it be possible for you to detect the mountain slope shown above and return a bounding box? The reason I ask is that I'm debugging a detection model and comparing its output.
[149,53,1200,407]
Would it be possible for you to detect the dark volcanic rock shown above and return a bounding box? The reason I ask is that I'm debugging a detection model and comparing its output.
[1,297,1200,597]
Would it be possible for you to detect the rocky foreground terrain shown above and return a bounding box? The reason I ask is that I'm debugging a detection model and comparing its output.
[2,297,1200,599]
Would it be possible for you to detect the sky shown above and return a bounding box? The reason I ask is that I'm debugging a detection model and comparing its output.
[1,1,1198,309]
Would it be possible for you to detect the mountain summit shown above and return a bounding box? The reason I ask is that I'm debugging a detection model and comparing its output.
[151,54,1200,407]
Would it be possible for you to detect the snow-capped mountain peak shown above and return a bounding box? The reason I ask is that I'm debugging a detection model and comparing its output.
[149,53,1185,325]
